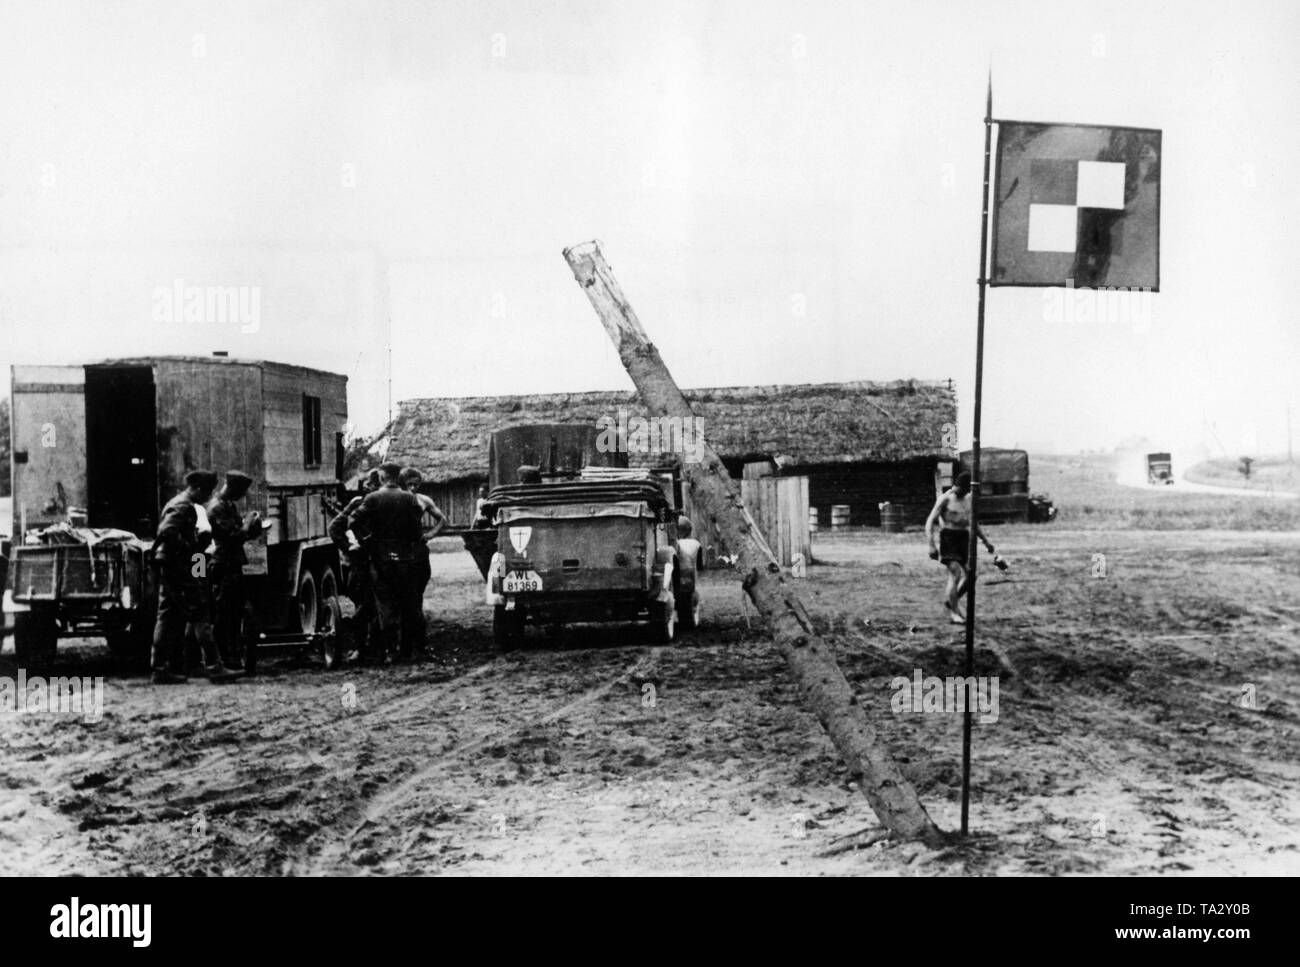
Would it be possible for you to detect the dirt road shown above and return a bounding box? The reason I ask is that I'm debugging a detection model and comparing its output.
[2,528,1298,875]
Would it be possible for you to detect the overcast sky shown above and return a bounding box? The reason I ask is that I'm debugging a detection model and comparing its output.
[1,0,1296,459]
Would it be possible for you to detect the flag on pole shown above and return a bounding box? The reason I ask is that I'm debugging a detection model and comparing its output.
[991,122,1161,290]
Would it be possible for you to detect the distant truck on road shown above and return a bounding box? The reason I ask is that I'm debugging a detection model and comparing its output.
[4,356,350,671]
[1147,452,1175,485]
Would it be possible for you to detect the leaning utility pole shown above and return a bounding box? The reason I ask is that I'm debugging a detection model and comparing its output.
[563,240,946,848]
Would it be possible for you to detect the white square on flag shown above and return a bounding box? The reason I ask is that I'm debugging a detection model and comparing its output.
[1076,160,1126,209]
[1027,204,1078,252]
[992,122,1160,287]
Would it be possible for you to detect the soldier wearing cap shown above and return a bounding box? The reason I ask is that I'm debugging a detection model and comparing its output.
[348,462,425,663]
[207,470,263,669]
[150,470,241,684]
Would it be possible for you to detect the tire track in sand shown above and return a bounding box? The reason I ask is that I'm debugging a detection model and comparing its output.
[298,646,663,872]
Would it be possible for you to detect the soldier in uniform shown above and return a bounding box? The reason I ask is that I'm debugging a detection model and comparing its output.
[207,470,263,670]
[348,463,425,663]
[328,469,380,661]
[150,469,241,684]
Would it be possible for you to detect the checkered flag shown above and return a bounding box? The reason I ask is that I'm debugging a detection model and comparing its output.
[991,122,1161,290]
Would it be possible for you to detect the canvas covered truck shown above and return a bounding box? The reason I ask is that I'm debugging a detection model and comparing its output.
[1147,452,1174,485]
[480,474,698,647]
[452,424,698,648]
[4,356,350,671]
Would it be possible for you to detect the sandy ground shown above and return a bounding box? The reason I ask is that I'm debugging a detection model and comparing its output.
[2,526,1299,876]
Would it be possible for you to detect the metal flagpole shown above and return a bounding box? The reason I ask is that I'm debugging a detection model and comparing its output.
[962,70,995,837]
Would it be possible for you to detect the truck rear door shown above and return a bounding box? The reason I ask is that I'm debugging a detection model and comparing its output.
[10,366,87,538]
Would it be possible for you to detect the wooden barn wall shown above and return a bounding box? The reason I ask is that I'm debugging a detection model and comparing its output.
[801,459,939,527]
[153,361,263,514]
[261,366,348,488]
[426,479,484,528]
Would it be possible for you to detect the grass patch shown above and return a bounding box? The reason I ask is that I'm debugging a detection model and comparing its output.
[1185,456,1300,494]
[1033,454,1300,531]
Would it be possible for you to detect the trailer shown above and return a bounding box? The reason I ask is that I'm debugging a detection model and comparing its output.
[5,356,350,671]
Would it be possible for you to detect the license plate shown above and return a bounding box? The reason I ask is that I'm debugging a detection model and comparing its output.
[503,570,543,593]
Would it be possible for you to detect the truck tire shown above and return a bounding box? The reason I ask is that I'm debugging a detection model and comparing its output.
[493,605,525,650]
[13,606,58,669]
[319,596,344,670]
[297,571,318,636]
[318,567,339,610]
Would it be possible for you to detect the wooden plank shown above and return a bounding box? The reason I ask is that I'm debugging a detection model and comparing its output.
[741,476,809,567]
[10,369,88,533]
[153,360,263,512]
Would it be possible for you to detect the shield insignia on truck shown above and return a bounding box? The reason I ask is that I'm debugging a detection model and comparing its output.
[509,526,532,555]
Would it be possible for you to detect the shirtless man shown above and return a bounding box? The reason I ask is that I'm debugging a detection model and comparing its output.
[925,471,996,624]
[399,467,448,651]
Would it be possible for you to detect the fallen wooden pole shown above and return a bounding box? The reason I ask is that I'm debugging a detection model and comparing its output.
[563,240,947,847]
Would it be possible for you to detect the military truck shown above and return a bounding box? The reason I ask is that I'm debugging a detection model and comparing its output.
[958,448,1032,523]
[1147,452,1174,485]
[5,356,350,671]
[482,473,697,647]
[455,424,698,647]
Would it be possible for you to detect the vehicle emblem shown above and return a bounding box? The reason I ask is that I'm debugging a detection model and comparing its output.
[509,526,532,555]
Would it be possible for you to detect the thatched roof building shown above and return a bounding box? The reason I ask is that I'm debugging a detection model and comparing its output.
[383,378,957,535]
[386,378,956,484]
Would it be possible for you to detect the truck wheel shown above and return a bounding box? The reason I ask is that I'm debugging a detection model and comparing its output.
[13,607,58,668]
[493,605,524,650]
[653,600,677,644]
[319,567,339,609]
[297,571,318,636]
[675,592,700,631]
[319,596,344,670]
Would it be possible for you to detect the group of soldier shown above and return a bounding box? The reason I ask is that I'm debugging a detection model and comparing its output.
[149,469,262,685]
[149,462,445,685]
[327,462,446,664]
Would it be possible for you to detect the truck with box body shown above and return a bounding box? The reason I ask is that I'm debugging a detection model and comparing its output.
[4,356,350,670]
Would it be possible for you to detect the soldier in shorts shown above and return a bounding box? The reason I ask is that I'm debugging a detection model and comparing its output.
[925,471,996,624]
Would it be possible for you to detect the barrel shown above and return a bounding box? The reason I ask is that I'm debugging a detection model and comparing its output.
[879,502,905,533]
[830,505,851,529]
[808,507,820,533]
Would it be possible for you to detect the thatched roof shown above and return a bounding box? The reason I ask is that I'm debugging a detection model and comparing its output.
[386,379,957,484]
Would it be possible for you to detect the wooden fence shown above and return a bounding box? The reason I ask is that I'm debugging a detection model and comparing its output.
[740,475,811,567]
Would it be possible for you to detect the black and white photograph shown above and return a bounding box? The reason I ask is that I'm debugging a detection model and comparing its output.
[0,0,1295,912]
